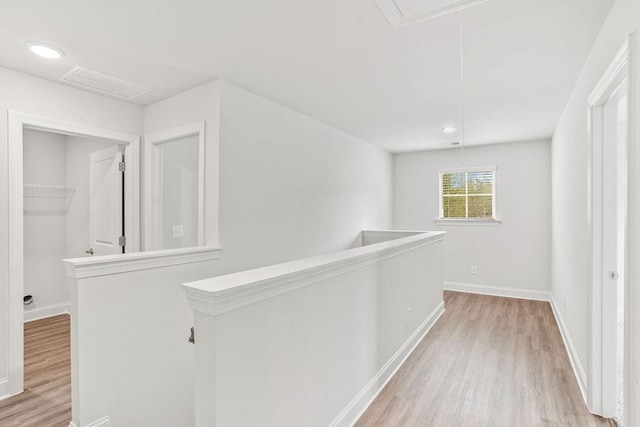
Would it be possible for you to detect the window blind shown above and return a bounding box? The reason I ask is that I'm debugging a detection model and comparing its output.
[440,168,495,219]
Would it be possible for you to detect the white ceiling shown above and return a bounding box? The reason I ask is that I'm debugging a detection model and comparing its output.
[0,0,612,152]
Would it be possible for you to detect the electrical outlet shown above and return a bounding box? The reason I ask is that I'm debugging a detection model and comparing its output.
[172,224,184,238]
[405,307,411,324]
[471,265,477,274]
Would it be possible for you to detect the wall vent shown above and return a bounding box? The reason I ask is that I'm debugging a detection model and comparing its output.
[60,66,151,100]
[375,0,490,28]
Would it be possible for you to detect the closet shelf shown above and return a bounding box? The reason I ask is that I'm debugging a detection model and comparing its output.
[23,184,75,212]
[23,184,75,198]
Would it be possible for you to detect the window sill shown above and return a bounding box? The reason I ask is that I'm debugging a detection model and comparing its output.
[433,219,502,226]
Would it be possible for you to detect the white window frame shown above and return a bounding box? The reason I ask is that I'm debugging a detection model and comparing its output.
[435,166,501,225]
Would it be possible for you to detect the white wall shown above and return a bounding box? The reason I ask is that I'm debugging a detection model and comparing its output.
[394,140,551,294]
[70,257,222,427]
[551,0,640,419]
[65,136,116,259]
[189,234,444,427]
[143,81,221,249]
[144,79,394,273]
[23,129,68,316]
[70,79,395,425]
[216,81,393,274]
[2,70,393,421]
[0,65,143,397]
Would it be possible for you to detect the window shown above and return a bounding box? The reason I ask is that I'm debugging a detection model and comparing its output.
[439,167,496,220]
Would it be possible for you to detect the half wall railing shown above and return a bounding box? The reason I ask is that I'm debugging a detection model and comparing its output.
[184,230,445,427]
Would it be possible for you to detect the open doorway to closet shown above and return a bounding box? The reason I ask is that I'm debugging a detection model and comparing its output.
[23,129,124,322]
[3,112,140,424]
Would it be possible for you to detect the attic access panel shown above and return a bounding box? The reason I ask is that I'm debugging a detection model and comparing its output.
[375,0,490,28]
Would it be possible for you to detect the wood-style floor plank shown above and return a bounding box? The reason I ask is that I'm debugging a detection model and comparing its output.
[0,295,617,426]
[0,315,71,427]
[356,292,615,427]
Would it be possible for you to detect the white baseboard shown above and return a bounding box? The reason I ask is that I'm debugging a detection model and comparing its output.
[24,302,69,323]
[330,301,446,427]
[549,294,588,404]
[69,416,110,427]
[444,281,551,301]
[0,376,9,402]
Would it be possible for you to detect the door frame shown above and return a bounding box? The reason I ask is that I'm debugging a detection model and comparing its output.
[144,121,206,250]
[587,36,634,421]
[5,111,140,397]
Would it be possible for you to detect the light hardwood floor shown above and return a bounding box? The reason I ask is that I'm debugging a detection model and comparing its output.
[0,296,616,426]
[356,291,615,427]
[0,314,71,427]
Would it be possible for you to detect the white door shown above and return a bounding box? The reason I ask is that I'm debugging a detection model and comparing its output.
[89,145,124,256]
[601,80,627,420]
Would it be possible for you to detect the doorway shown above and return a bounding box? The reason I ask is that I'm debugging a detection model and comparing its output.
[23,129,124,322]
[588,39,631,424]
[5,112,140,402]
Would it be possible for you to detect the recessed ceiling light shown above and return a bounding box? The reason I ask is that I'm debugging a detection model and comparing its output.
[26,41,65,59]
[442,127,457,134]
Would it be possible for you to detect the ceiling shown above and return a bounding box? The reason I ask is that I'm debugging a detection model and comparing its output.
[0,0,613,152]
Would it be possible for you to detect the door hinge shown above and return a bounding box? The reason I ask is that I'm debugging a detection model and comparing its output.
[188,327,195,344]
[119,236,126,247]
[118,161,126,172]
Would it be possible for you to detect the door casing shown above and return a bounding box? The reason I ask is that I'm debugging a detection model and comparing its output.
[5,111,140,398]
[587,37,633,422]
[144,121,206,251]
